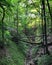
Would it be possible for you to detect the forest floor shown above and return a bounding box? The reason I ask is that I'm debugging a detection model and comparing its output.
[0,40,25,65]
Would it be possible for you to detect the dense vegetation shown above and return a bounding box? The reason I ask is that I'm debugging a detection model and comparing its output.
[0,0,52,65]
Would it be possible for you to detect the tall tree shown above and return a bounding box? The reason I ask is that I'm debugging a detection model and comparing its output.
[0,3,5,48]
[46,0,52,32]
[41,0,49,54]
[0,0,13,48]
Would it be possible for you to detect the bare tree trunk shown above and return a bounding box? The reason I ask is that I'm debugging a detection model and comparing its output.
[42,0,49,54]
[0,4,5,48]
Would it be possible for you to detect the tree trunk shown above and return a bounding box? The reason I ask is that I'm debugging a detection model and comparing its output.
[0,4,5,48]
[42,0,49,54]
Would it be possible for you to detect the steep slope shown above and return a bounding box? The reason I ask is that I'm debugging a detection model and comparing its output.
[0,40,25,65]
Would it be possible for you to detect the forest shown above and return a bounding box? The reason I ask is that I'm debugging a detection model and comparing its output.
[0,0,52,65]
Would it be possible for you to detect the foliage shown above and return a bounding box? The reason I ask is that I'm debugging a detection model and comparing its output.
[38,55,52,65]
[0,0,52,65]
